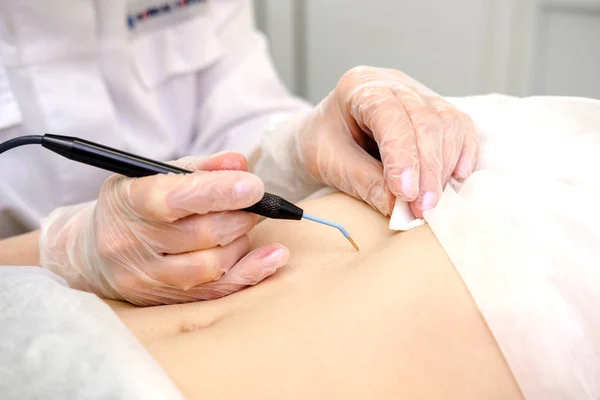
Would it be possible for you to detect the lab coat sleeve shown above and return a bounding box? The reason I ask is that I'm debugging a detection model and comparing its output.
[190,2,312,159]
[253,110,327,203]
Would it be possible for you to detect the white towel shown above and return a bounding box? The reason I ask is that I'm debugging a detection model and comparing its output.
[423,95,600,399]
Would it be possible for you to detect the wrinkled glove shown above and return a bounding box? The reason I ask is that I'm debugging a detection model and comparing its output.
[40,152,289,306]
[257,66,479,217]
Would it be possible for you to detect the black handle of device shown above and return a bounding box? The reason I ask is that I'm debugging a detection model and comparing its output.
[42,135,189,176]
[41,134,303,220]
[242,193,303,220]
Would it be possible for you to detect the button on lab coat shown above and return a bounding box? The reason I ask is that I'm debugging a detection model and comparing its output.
[0,0,311,238]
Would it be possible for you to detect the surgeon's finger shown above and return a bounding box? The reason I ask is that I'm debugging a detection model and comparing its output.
[186,243,290,300]
[452,113,479,179]
[127,169,265,223]
[401,95,444,218]
[146,235,252,290]
[141,211,259,255]
[348,87,420,202]
[173,152,249,172]
[320,134,395,216]
[430,98,465,184]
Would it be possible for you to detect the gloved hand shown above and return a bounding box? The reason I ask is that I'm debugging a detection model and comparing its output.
[39,152,289,306]
[291,66,479,217]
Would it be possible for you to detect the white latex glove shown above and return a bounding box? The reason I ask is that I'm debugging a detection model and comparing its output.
[259,66,479,218]
[39,152,289,306]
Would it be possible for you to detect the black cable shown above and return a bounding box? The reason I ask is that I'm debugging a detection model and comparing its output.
[0,135,43,154]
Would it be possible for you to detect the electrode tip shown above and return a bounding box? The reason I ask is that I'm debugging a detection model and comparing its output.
[347,236,360,252]
[301,212,358,251]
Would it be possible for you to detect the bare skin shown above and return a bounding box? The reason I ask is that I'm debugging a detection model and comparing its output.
[108,193,523,400]
[0,230,40,266]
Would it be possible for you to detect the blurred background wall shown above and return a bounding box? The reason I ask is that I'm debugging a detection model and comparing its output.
[253,0,600,103]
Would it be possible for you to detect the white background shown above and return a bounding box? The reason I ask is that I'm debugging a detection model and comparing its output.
[253,0,600,103]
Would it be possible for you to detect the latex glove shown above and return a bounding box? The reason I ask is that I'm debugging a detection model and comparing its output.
[39,152,289,306]
[295,66,479,217]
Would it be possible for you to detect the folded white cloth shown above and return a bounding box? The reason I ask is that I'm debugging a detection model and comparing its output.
[388,198,425,231]
[0,267,184,400]
[425,95,600,399]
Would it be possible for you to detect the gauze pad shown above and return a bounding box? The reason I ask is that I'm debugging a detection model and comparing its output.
[388,198,424,231]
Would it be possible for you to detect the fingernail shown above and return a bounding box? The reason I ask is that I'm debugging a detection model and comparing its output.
[460,158,474,178]
[212,151,244,170]
[242,246,287,284]
[261,245,286,267]
[234,179,251,199]
[401,169,418,199]
[420,191,439,212]
[221,158,243,170]
[234,178,261,200]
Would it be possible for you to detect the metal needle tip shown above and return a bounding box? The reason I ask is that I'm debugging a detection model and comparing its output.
[302,212,358,251]
[347,237,360,251]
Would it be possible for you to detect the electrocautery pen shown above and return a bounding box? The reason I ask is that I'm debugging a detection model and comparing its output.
[0,134,359,251]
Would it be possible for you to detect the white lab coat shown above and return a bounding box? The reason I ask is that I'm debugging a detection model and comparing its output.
[0,0,311,238]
